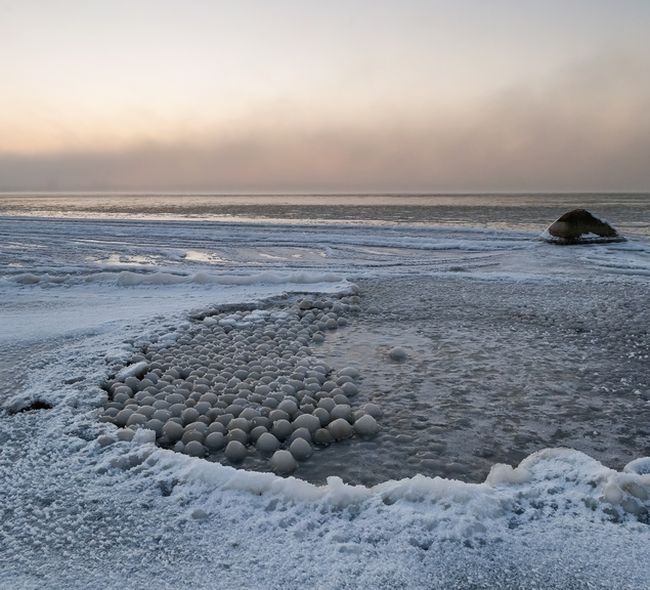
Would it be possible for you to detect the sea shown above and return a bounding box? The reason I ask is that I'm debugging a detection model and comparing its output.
[1,192,649,236]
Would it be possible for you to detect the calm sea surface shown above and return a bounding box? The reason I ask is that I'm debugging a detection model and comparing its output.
[1,193,648,236]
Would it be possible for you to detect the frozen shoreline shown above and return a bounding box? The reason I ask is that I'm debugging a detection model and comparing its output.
[2,216,650,588]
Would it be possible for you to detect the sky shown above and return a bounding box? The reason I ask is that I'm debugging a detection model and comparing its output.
[1,0,649,192]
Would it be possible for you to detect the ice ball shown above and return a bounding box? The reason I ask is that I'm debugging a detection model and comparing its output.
[226,428,248,445]
[270,450,297,475]
[270,421,293,443]
[224,440,248,463]
[353,414,380,438]
[289,427,312,443]
[163,420,184,442]
[363,403,383,418]
[205,432,226,451]
[327,418,353,440]
[278,399,298,416]
[184,440,206,457]
[330,404,352,421]
[256,432,280,454]
[313,428,333,446]
[289,438,313,461]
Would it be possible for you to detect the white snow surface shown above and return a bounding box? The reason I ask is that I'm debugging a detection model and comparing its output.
[2,215,650,589]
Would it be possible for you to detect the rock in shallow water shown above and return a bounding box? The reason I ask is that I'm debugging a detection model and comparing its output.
[541,208,626,245]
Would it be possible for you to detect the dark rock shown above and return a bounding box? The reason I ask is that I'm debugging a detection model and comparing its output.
[541,209,626,245]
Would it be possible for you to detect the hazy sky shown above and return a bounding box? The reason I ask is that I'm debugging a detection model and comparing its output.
[1,0,649,192]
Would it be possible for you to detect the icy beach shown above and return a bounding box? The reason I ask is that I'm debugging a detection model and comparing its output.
[2,208,650,589]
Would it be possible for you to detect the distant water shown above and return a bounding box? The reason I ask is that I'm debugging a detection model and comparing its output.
[1,192,649,237]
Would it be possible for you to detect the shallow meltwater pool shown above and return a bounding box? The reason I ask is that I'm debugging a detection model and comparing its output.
[98,275,650,485]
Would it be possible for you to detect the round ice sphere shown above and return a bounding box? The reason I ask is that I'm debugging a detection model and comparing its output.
[216,414,235,426]
[313,428,333,446]
[97,434,115,447]
[269,409,290,422]
[137,378,154,392]
[126,413,147,427]
[102,407,119,419]
[289,438,313,461]
[205,432,226,451]
[252,416,270,429]
[325,318,338,330]
[353,414,380,438]
[194,401,211,415]
[338,367,360,378]
[208,421,226,434]
[116,428,135,442]
[227,417,251,433]
[239,407,260,421]
[292,414,321,433]
[145,419,164,435]
[184,440,206,457]
[168,403,185,417]
[256,432,280,454]
[327,418,353,441]
[249,425,267,442]
[312,407,330,427]
[299,298,314,310]
[363,403,383,419]
[185,421,208,433]
[152,409,171,423]
[182,429,205,444]
[317,398,336,413]
[289,427,312,443]
[181,407,200,425]
[271,419,293,441]
[224,441,247,463]
[114,409,133,427]
[113,392,130,405]
[330,404,352,421]
[163,420,184,442]
[388,347,408,361]
[125,376,140,390]
[199,393,218,405]
[278,399,298,416]
[224,404,242,417]
[280,384,296,396]
[270,450,297,475]
[341,382,358,397]
[262,397,279,409]
[226,428,248,445]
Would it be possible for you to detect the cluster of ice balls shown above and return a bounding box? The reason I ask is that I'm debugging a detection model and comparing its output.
[99,291,381,475]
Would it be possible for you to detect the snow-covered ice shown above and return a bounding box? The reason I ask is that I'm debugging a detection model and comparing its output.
[1,214,650,589]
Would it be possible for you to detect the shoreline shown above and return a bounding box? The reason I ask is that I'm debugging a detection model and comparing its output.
[2,217,650,588]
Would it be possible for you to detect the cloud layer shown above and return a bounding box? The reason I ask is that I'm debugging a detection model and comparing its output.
[1,55,649,192]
